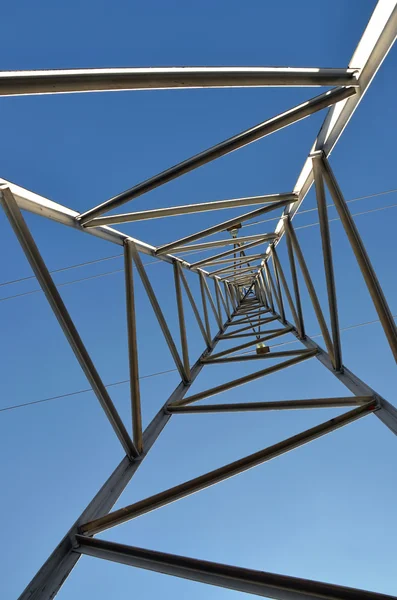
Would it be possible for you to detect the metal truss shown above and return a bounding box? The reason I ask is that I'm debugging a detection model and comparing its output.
[2,2,397,599]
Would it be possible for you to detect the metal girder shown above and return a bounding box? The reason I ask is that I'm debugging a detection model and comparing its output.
[80,401,373,536]
[156,198,293,257]
[168,397,371,412]
[0,67,359,97]
[83,193,295,227]
[270,1,397,250]
[0,187,138,460]
[78,86,355,224]
[75,534,395,600]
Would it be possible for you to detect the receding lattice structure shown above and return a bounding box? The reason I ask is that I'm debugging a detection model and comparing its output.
[2,2,397,599]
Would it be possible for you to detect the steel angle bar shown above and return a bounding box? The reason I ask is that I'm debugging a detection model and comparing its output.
[209,255,266,275]
[219,267,260,281]
[215,278,231,320]
[271,2,397,251]
[311,154,342,370]
[262,268,275,313]
[201,349,311,364]
[124,241,143,452]
[169,396,372,412]
[83,193,295,228]
[171,233,278,253]
[270,246,301,335]
[264,262,285,322]
[214,278,223,324]
[156,198,292,257]
[218,330,282,340]
[80,401,373,536]
[209,327,294,360]
[178,268,212,347]
[226,282,238,311]
[0,187,138,460]
[284,218,304,337]
[129,241,188,382]
[283,217,335,361]
[227,315,271,328]
[204,253,266,267]
[218,264,260,277]
[173,261,191,381]
[231,311,270,324]
[190,238,270,269]
[320,154,397,363]
[78,86,355,224]
[278,313,395,435]
[17,279,234,600]
[223,281,232,314]
[75,533,395,600]
[221,316,278,337]
[270,250,286,322]
[170,351,317,407]
[0,67,359,97]
[199,272,212,340]
[201,273,224,330]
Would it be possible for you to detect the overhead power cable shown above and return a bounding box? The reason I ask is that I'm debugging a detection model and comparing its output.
[1,195,396,304]
[1,314,394,414]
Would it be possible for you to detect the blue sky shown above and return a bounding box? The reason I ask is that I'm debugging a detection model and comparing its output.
[1,1,397,598]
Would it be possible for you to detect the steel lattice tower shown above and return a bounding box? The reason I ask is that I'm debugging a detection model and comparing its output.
[3,2,397,599]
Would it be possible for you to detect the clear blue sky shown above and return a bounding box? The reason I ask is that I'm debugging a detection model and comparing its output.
[1,1,397,598]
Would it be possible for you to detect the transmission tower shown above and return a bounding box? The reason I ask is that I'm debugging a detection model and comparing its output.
[3,2,397,599]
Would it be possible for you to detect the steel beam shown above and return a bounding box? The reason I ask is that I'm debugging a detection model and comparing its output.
[80,402,373,535]
[168,396,370,412]
[156,198,292,257]
[209,327,293,360]
[173,261,191,381]
[283,218,335,361]
[271,2,397,252]
[0,187,138,460]
[78,86,356,224]
[0,67,359,97]
[130,241,188,382]
[171,233,278,253]
[320,154,397,363]
[83,193,295,227]
[312,154,343,370]
[190,238,269,269]
[75,534,395,600]
[124,240,143,452]
[171,351,317,407]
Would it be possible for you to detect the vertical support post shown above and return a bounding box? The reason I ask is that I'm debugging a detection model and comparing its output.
[320,155,397,364]
[223,281,232,316]
[202,274,224,330]
[264,261,284,322]
[216,278,231,320]
[179,268,211,348]
[124,240,143,452]
[199,271,212,339]
[270,249,286,322]
[0,186,138,459]
[283,218,335,363]
[284,217,304,338]
[261,269,274,313]
[173,261,191,381]
[130,242,188,383]
[312,154,342,370]
[271,245,301,335]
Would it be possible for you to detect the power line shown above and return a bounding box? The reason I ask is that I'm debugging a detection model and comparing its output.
[1,314,394,414]
[1,187,396,292]
[1,198,397,304]
[241,188,397,229]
